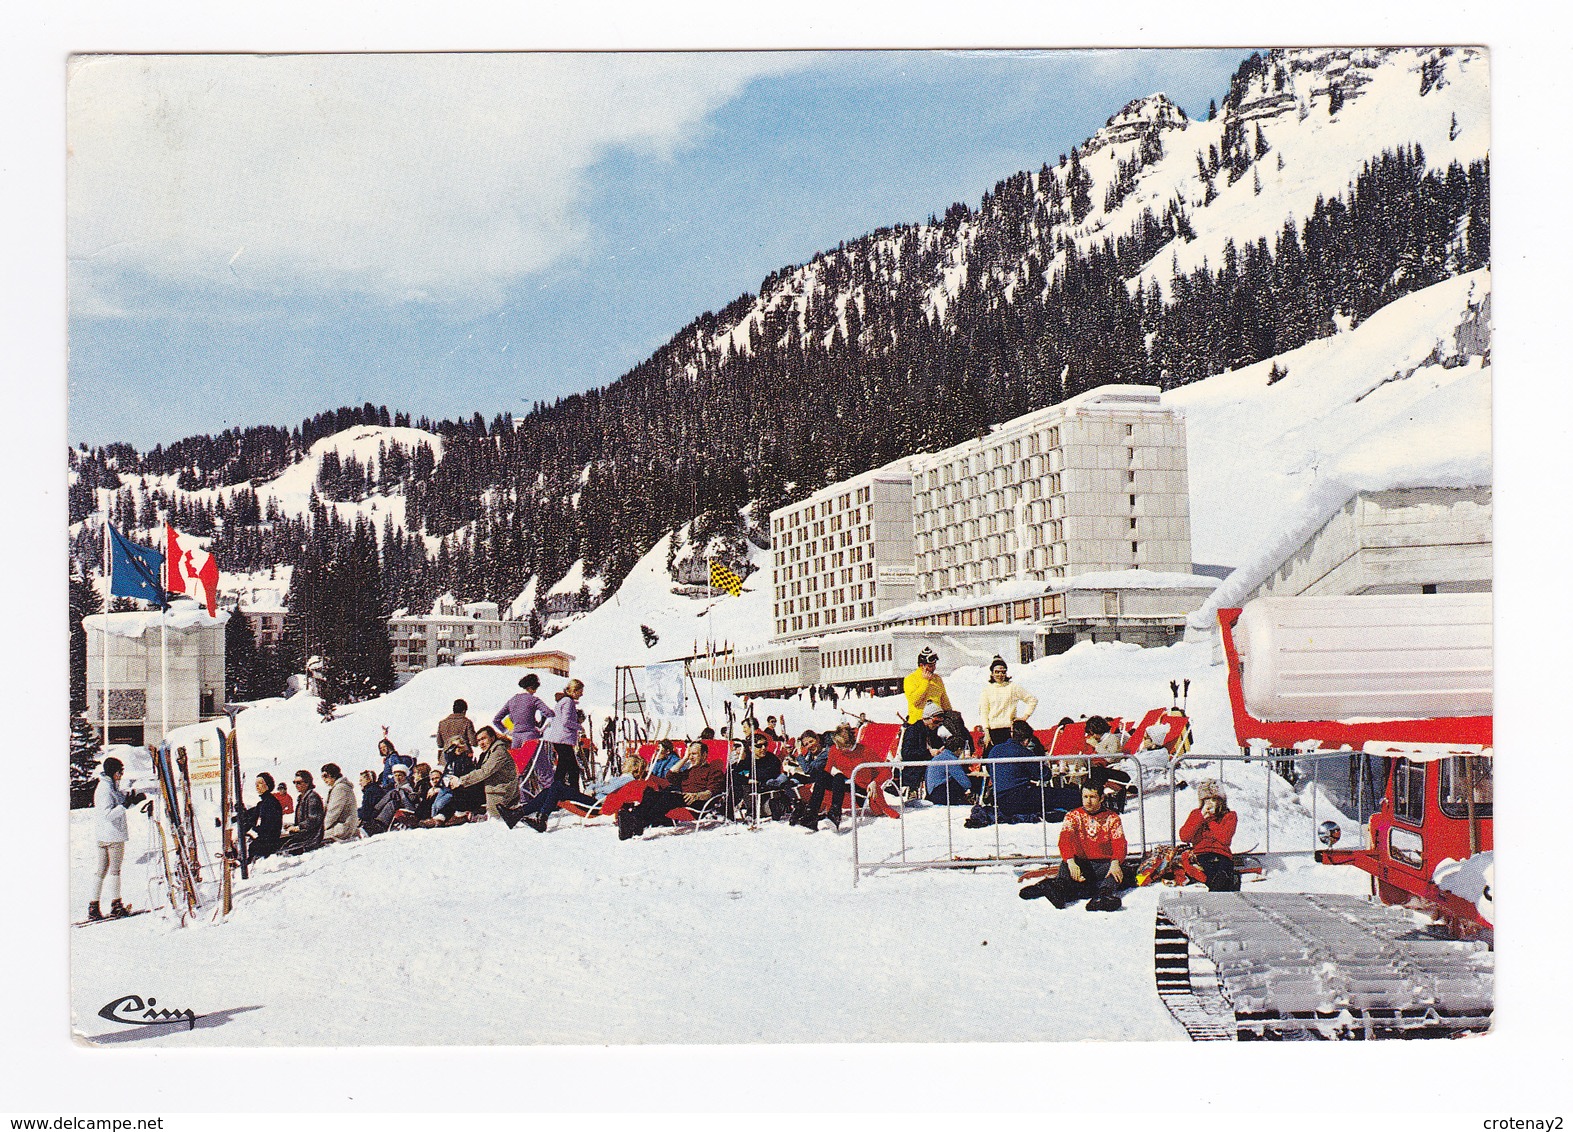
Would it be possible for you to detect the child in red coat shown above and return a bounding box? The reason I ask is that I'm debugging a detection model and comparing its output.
[1179,780,1240,891]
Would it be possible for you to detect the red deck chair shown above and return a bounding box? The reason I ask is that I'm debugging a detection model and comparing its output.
[655,740,734,827]
[510,738,544,776]
[1120,708,1191,756]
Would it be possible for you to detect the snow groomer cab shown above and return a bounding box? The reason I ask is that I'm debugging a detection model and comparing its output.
[1217,593,1493,937]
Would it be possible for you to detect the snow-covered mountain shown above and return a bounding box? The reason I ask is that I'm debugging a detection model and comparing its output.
[694,47,1486,367]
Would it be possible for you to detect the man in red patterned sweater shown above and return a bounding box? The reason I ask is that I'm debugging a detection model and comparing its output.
[1021,784,1130,910]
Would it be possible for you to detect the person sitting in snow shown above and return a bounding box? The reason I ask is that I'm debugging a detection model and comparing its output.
[898,702,948,796]
[447,725,518,820]
[357,769,387,835]
[320,762,359,844]
[616,740,726,839]
[965,720,1049,827]
[376,736,414,789]
[1082,716,1133,812]
[926,734,978,805]
[408,762,436,823]
[282,769,325,855]
[375,763,418,829]
[1019,783,1130,911]
[649,739,681,780]
[274,777,294,822]
[244,772,284,858]
[1179,780,1240,892]
[591,748,646,805]
[730,733,792,821]
[424,737,477,827]
[793,723,865,832]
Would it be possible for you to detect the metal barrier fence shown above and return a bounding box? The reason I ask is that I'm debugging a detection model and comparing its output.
[850,753,1148,886]
[1164,747,1386,855]
[850,746,1384,886]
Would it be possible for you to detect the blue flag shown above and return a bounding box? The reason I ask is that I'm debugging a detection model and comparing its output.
[108,524,166,606]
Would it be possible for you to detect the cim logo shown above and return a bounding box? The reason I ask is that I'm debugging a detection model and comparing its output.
[97,994,197,1030]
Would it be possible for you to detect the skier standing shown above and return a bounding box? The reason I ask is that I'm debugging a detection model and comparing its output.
[89,755,144,920]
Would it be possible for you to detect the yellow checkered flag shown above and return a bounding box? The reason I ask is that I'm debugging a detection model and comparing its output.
[709,561,744,597]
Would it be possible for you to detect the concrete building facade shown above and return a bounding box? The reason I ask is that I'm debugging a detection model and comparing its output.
[769,463,917,640]
[388,594,533,675]
[910,385,1191,602]
[84,601,228,747]
[1250,486,1492,601]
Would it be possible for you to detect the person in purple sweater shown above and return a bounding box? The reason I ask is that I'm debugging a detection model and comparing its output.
[543,679,590,800]
[494,674,552,747]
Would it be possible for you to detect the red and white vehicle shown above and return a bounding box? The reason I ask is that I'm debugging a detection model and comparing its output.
[1217,592,1493,935]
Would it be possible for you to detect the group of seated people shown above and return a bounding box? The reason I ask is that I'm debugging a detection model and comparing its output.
[605,721,877,839]
[234,688,1237,907]
[892,705,1138,827]
[240,762,362,858]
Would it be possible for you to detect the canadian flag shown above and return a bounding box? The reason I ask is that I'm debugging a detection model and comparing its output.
[166,523,220,618]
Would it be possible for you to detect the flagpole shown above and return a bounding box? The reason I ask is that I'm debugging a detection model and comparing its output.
[159,515,170,746]
[101,513,111,755]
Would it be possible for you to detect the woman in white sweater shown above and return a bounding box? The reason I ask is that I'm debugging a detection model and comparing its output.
[977,656,1038,749]
[90,756,144,920]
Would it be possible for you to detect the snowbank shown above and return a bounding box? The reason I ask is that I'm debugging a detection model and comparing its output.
[1169,269,1490,573]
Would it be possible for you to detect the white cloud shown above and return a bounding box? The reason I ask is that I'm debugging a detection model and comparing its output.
[67,52,805,305]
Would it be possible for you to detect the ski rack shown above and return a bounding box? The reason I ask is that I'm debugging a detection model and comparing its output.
[849,752,1149,887]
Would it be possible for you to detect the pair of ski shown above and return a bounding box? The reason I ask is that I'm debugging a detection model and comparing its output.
[151,741,202,919]
[217,726,250,914]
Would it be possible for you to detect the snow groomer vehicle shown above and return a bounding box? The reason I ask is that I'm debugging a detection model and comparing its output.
[1155,593,1493,1040]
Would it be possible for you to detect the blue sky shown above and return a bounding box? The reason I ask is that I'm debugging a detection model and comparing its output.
[67,49,1250,450]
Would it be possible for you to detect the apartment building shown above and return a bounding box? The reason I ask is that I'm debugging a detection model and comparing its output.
[387,594,533,675]
[769,462,917,640]
[910,385,1191,602]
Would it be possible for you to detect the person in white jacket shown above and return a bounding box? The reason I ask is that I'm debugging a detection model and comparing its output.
[978,656,1038,749]
[320,763,360,843]
[90,755,145,920]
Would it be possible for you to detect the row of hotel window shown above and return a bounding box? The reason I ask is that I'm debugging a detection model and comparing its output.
[777,562,876,592]
[774,593,1076,636]
[775,600,880,633]
[772,485,876,533]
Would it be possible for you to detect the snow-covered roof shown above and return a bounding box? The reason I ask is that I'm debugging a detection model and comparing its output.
[457,647,575,666]
[83,600,229,637]
[1191,478,1491,631]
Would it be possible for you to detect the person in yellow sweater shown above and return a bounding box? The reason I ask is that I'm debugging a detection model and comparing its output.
[978,655,1038,748]
[903,647,953,724]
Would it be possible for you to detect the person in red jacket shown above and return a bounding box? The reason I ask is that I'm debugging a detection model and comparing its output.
[1020,784,1130,910]
[1179,780,1239,891]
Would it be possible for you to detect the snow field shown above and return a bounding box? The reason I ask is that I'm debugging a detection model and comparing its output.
[68,797,1371,1047]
